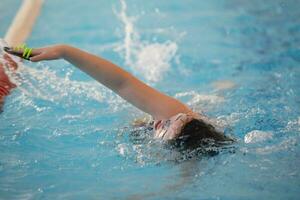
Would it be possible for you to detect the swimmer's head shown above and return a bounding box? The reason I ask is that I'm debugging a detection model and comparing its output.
[171,119,234,151]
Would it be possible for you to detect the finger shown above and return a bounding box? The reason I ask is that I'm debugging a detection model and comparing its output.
[30,53,47,62]
[31,48,45,56]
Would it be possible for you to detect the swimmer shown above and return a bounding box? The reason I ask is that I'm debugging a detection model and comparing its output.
[0,54,18,112]
[4,44,233,146]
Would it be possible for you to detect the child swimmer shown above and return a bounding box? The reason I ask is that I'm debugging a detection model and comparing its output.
[4,44,233,146]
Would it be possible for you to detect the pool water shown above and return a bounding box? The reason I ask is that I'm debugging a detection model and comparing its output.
[0,0,300,199]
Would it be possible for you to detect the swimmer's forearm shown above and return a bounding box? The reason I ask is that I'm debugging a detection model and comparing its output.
[62,45,132,92]
[30,44,191,119]
[61,45,189,118]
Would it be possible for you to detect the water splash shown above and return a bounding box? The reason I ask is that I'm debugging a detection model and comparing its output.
[2,62,128,115]
[254,137,298,155]
[175,90,225,118]
[244,130,273,144]
[114,0,178,83]
[286,117,300,133]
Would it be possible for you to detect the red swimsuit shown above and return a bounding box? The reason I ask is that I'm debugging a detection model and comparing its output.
[0,63,16,99]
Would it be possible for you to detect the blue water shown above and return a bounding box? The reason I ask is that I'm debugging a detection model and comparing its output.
[1,0,300,199]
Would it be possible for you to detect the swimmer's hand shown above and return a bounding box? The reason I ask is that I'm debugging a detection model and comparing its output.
[4,45,66,62]
[29,45,66,62]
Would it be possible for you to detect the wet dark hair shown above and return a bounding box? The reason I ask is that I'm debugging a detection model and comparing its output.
[170,119,235,154]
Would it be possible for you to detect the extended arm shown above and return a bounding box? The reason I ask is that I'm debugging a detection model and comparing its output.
[24,45,191,119]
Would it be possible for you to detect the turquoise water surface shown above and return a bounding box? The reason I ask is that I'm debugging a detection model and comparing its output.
[0,0,300,199]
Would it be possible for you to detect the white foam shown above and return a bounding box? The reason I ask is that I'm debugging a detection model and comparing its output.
[114,0,178,83]
[216,112,242,127]
[255,138,297,155]
[286,117,300,132]
[6,61,129,113]
[134,42,177,82]
[116,143,129,157]
[244,130,273,144]
[175,91,225,106]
